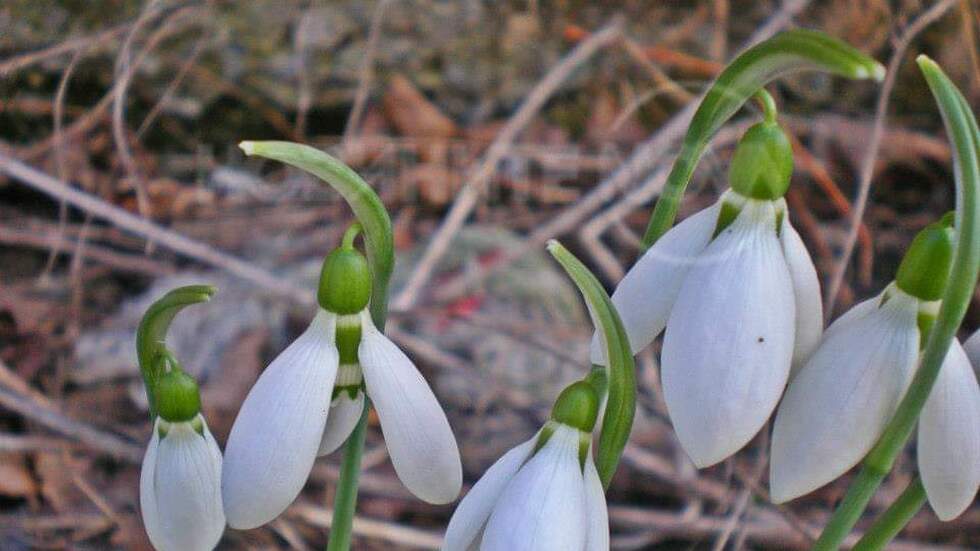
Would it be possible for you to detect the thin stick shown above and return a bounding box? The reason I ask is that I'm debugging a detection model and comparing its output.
[823,0,958,315]
[342,0,390,154]
[391,18,624,310]
[0,152,309,305]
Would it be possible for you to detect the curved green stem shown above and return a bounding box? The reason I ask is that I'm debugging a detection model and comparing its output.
[547,240,635,488]
[240,141,394,327]
[135,284,215,418]
[641,29,885,248]
[851,478,926,551]
[813,56,980,551]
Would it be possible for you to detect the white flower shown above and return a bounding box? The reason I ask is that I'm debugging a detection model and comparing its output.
[770,285,922,503]
[222,309,461,529]
[140,415,225,551]
[598,191,821,468]
[918,339,980,520]
[442,424,608,551]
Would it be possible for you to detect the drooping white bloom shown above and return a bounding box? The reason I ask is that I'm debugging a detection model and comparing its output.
[918,339,980,520]
[222,308,461,529]
[770,285,922,503]
[140,415,225,551]
[442,424,608,551]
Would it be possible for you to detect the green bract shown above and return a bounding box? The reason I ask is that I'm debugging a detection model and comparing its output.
[642,29,885,248]
[550,380,600,433]
[895,219,955,301]
[155,367,202,423]
[729,122,793,200]
[136,285,215,418]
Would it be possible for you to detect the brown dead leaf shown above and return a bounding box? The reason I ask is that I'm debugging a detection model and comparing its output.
[399,163,459,207]
[0,452,36,498]
[383,75,457,140]
[35,453,87,512]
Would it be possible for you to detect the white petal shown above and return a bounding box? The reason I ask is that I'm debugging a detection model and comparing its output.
[145,418,225,551]
[317,391,365,456]
[822,295,881,342]
[442,436,537,551]
[359,313,462,504]
[662,200,795,467]
[591,201,721,364]
[780,216,823,373]
[481,425,587,551]
[221,310,339,529]
[583,456,609,551]
[140,423,163,548]
[918,340,980,521]
[964,329,980,370]
[770,288,920,503]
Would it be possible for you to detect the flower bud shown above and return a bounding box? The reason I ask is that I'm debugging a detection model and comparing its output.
[155,368,201,423]
[729,122,793,200]
[318,246,371,314]
[896,217,955,301]
[550,381,599,433]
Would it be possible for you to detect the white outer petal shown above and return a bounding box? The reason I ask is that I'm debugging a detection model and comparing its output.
[144,418,225,551]
[140,424,163,548]
[918,340,980,521]
[662,200,795,467]
[221,310,339,529]
[441,436,537,551]
[359,312,462,504]
[318,391,365,456]
[481,425,587,551]
[583,456,609,551]
[770,289,919,503]
[591,201,721,364]
[780,216,823,374]
[822,294,881,342]
[964,329,980,370]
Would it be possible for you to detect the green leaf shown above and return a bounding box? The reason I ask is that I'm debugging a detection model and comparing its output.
[135,285,215,418]
[547,240,636,489]
[642,29,886,248]
[240,141,394,328]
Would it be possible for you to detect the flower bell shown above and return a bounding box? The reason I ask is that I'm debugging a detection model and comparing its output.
[442,381,608,551]
[965,328,980,367]
[597,120,822,468]
[140,360,225,551]
[221,230,462,529]
[770,219,980,512]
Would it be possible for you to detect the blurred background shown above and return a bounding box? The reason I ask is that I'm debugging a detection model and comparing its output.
[0,1,978,549]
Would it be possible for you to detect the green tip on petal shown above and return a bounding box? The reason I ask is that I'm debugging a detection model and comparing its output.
[550,380,600,433]
[155,368,201,422]
[729,121,794,200]
[896,220,956,302]
[318,246,372,314]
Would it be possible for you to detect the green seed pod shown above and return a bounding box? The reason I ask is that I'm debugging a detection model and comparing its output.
[896,218,955,301]
[318,247,372,314]
[155,368,201,422]
[729,121,793,201]
[550,380,600,433]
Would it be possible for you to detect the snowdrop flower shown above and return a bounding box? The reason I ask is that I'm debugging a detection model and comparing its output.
[222,239,462,529]
[596,120,822,468]
[140,368,225,551]
[443,381,608,551]
[771,220,968,504]
[965,328,980,367]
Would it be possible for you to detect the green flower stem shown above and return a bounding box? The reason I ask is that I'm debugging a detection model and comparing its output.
[641,29,885,248]
[547,240,635,488]
[240,141,395,551]
[326,398,370,551]
[135,285,215,418]
[851,478,926,551]
[239,141,393,327]
[813,56,980,551]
